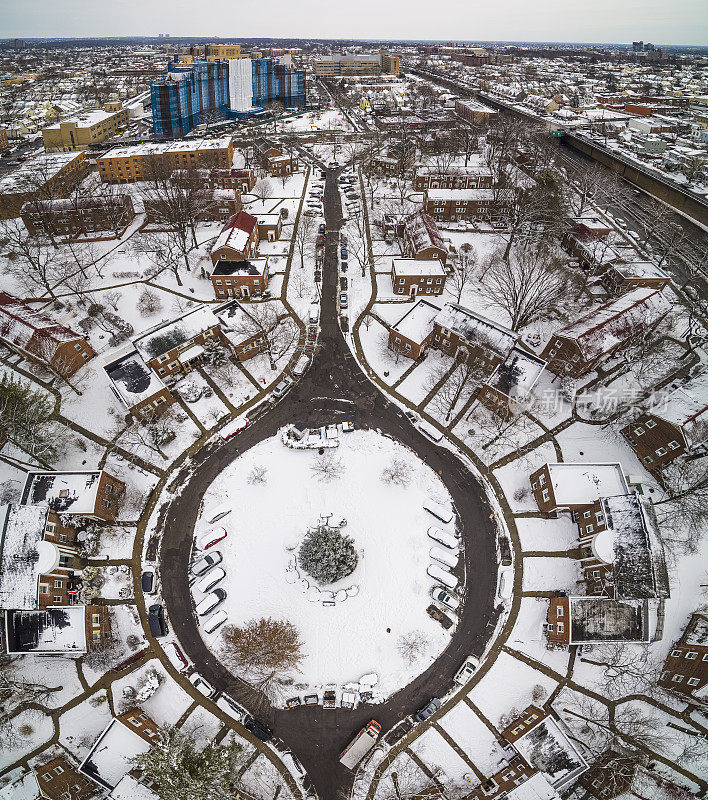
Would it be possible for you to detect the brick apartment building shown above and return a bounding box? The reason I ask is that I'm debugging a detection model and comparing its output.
[143,189,241,227]
[133,306,223,384]
[539,288,670,377]
[431,302,517,369]
[21,195,136,240]
[403,211,448,263]
[530,462,628,515]
[0,150,88,220]
[466,757,540,800]
[658,612,708,704]
[211,259,269,299]
[42,101,128,152]
[22,470,126,523]
[211,210,259,262]
[35,755,97,800]
[424,188,497,221]
[0,293,94,377]
[97,137,233,183]
[211,167,256,192]
[455,99,497,124]
[577,752,693,800]
[413,164,493,191]
[621,370,707,472]
[254,139,299,177]
[391,258,446,297]
[388,299,443,359]
[104,349,175,420]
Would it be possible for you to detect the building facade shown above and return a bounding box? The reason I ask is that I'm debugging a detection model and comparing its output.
[658,612,708,704]
[42,102,128,152]
[424,188,497,221]
[391,258,446,296]
[21,195,135,240]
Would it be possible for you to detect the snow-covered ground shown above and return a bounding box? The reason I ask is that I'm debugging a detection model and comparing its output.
[193,428,456,703]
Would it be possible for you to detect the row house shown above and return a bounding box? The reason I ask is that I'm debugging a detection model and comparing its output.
[577,751,694,800]
[211,259,270,299]
[214,300,269,362]
[413,164,493,191]
[22,469,125,523]
[143,189,241,228]
[133,306,223,384]
[391,258,446,297]
[477,346,546,421]
[388,298,443,359]
[104,348,175,420]
[33,756,97,800]
[403,210,448,263]
[424,188,497,222]
[621,369,708,472]
[545,596,651,647]
[455,99,497,124]
[658,612,708,705]
[530,461,628,516]
[170,166,255,193]
[210,211,269,298]
[539,288,670,377]
[20,195,136,240]
[0,292,94,377]
[466,760,555,800]
[5,604,111,655]
[501,706,588,792]
[254,138,298,177]
[210,210,259,262]
[256,212,283,242]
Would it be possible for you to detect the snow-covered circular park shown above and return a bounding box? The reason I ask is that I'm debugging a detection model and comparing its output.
[192,428,461,704]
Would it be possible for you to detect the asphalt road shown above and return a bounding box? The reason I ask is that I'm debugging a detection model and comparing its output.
[158,167,499,800]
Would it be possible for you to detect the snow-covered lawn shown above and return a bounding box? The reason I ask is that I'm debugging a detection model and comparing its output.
[194,429,458,703]
[58,691,112,759]
[516,516,578,552]
[408,728,474,788]
[438,701,511,774]
[521,556,581,592]
[0,710,54,770]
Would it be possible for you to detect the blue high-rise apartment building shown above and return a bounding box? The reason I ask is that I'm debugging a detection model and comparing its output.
[151,55,306,138]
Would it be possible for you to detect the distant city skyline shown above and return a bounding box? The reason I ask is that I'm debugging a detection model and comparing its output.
[2,0,707,46]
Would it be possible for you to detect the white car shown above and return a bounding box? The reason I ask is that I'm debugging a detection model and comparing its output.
[498,568,513,600]
[427,526,459,550]
[454,656,480,685]
[427,563,458,589]
[195,589,226,616]
[308,304,320,323]
[192,550,223,576]
[195,567,226,594]
[205,504,231,524]
[431,585,460,611]
[417,419,444,443]
[430,546,459,569]
[292,355,310,376]
[423,499,454,524]
[203,609,227,634]
[189,672,216,697]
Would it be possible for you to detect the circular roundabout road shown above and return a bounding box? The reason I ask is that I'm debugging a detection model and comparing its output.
[156,168,500,800]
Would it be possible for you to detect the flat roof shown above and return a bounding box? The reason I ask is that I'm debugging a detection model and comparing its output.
[391,298,443,344]
[21,471,103,515]
[569,597,649,643]
[0,504,49,611]
[104,350,168,409]
[546,462,628,506]
[513,716,587,790]
[0,151,83,194]
[212,258,267,277]
[5,606,87,654]
[100,136,231,160]
[392,258,446,277]
[80,718,152,790]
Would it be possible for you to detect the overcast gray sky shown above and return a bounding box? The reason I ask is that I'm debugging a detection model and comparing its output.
[1,0,706,45]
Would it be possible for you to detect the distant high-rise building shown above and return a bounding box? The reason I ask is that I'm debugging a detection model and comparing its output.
[632,40,644,51]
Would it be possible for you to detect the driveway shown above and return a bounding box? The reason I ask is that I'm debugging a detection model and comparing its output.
[158,167,499,800]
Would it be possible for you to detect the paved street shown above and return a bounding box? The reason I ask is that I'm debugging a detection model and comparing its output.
[158,166,498,800]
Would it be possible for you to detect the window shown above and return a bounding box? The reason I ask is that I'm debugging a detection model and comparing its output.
[586,524,594,533]
[687,678,700,686]
[583,511,591,519]
[557,622,564,632]
[39,584,49,595]
[512,726,524,735]
[668,440,681,450]
[644,456,653,464]
[74,343,82,351]
[42,773,53,781]
[541,489,549,501]
[671,649,682,657]
[102,499,111,509]
[398,278,405,284]
[634,426,645,436]
[539,474,546,486]
[656,447,668,456]
[54,580,63,588]
[685,652,698,660]
[45,522,56,534]
[54,596,62,603]
[556,606,564,616]
[672,674,684,683]
[592,570,601,578]
[92,614,101,625]
[645,419,656,429]
[547,623,554,631]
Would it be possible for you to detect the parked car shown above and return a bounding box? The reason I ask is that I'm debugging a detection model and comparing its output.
[196,567,226,594]
[189,672,216,697]
[220,416,248,442]
[340,248,348,260]
[245,716,273,742]
[271,377,293,399]
[427,604,454,629]
[427,527,458,550]
[141,567,156,595]
[192,550,223,576]
[416,418,444,443]
[340,276,348,290]
[430,546,458,569]
[498,568,513,600]
[423,499,454,524]
[427,563,458,589]
[148,604,167,637]
[308,304,320,323]
[199,527,228,550]
[414,698,441,722]
[165,642,188,672]
[340,234,348,246]
[316,234,325,247]
[203,609,228,634]
[292,355,310,376]
[339,292,348,309]
[217,692,247,720]
[453,656,480,685]
[318,223,326,234]
[195,588,226,616]
[430,585,460,611]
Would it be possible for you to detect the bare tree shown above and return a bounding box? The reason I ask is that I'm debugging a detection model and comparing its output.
[294,212,315,269]
[251,178,274,203]
[447,243,477,303]
[377,755,448,800]
[397,630,431,664]
[0,218,67,299]
[654,459,708,555]
[310,451,345,483]
[247,464,268,485]
[479,245,569,330]
[580,643,662,700]
[381,457,412,487]
[426,354,485,422]
[232,304,298,370]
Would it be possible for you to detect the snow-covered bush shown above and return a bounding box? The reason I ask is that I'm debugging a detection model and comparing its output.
[298,524,358,584]
[397,630,431,664]
[381,457,412,487]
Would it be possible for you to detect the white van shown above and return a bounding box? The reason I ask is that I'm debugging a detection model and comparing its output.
[416,419,444,443]
[427,526,459,550]
[196,567,226,594]
[427,563,458,589]
[423,499,455,524]
[430,547,459,569]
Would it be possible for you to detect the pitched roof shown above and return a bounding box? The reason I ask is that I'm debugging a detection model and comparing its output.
[0,293,85,363]
[404,210,447,255]
[553,288,670,363]
[212,211,258,254]
[435,302,518,359]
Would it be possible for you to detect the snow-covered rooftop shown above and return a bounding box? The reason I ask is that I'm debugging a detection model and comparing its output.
[427,188,496,201]
[507,772,561,800]
[404,210,447,255]
[101,135,232,160]
[546,462,628,506]
[0,504,49,611]
[212,211,258,255]
[487,346,546,399]
[513,715,588,790]
[0,771,40,800]
[109,774,158,800]
[391,298,443,344]
[655,369,708,447]
[0,151,84,194]
[211,258,268,277]
[80,718,152,790]
[392,258,446,277]
[435,302,518,359]
[569,597,650,643]
[5,606,87,653]
[133,305,220,361]
[21,471,102,516]
[104,349,168,408]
